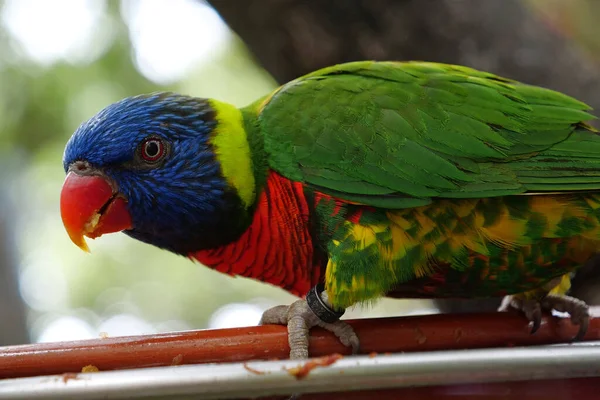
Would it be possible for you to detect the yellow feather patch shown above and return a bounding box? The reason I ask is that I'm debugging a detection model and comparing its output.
[411,210,437,237]
[325,256,387,309]
[549,274,571,296]
[208,99,255,208]
[529,196,571,237]
[386,212,419,254]
[516,273,572,300]
[479,206,528,248]
[450,234,489,255]
[348,223,386,250]
[454,201,478,218]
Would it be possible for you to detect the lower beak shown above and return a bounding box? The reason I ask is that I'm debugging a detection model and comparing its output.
[60,172,133,252]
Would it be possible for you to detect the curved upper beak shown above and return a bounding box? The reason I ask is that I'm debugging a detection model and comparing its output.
[60,171,133,252]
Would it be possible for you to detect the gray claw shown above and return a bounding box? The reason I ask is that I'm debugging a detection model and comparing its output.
[574,319,589,341]
[502,296,542,334]
[525,300,542,334]
[501,293,590,341]
[541,294,590,341]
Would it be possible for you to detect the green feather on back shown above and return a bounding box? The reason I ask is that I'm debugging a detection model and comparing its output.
[248,61,598,208]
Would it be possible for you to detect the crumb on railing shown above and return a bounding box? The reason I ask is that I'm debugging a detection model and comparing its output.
[81,365,99,373]
[286,354,343,380]
[171,354,184,365]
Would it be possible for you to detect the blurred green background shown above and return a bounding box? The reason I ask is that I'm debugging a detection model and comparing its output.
[0,0,598,345]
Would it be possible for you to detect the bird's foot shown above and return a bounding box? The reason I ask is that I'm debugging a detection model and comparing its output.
[259,283,360,359]
[499,293,589,340]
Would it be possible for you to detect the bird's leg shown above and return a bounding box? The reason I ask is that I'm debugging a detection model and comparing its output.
[499,278,590,340]
[259,283,360,359]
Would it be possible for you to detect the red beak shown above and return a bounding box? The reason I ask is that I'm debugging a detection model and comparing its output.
[60,172,133,252]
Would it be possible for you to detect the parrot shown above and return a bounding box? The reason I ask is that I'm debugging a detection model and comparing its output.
[60,61,597,360]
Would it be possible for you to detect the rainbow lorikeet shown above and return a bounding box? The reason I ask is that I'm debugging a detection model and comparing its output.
[60,61,595,359]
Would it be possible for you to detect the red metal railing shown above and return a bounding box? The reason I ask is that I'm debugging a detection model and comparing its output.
[1,311,599,379]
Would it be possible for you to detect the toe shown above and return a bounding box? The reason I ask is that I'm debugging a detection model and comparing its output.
[523,301,542,334]
[336,322,360,353]
[574,316,589,341]
[541,294,590,341]
[287,301,314,359]
[571,304,590,341]
[348,333,361,355]
[288,314,310,359]
[498,295,514,312]
[259,305,290,325]
[319,320,361,355]
[258,301,313,359]
[530,315,541,334]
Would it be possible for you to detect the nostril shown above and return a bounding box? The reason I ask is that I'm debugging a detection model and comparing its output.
[72,160,91,174]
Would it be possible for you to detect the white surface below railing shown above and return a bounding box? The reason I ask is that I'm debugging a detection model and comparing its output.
[1,344,600,399]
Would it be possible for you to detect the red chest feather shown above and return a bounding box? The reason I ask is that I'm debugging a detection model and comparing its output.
[190,172,319,296]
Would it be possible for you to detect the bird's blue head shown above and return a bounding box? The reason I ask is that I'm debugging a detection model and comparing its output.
[60,92,256,255]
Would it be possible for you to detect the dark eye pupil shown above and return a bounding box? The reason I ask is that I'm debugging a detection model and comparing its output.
[145,141,159,157]
[140,138,165,162]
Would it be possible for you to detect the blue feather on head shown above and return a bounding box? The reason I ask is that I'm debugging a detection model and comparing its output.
[63,92,247,254]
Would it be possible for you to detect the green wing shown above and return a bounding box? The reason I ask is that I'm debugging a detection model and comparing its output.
[251,61,600,208]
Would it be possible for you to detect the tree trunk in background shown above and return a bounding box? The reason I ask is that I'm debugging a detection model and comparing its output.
[208,0,600,312]
[209,0,600,110]
[0,162,30,344]
[0,217,29,344]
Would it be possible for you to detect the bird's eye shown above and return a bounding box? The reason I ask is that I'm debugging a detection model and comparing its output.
[140,138,165,162]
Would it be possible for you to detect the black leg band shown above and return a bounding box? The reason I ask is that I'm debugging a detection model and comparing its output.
[306,283,345,323]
